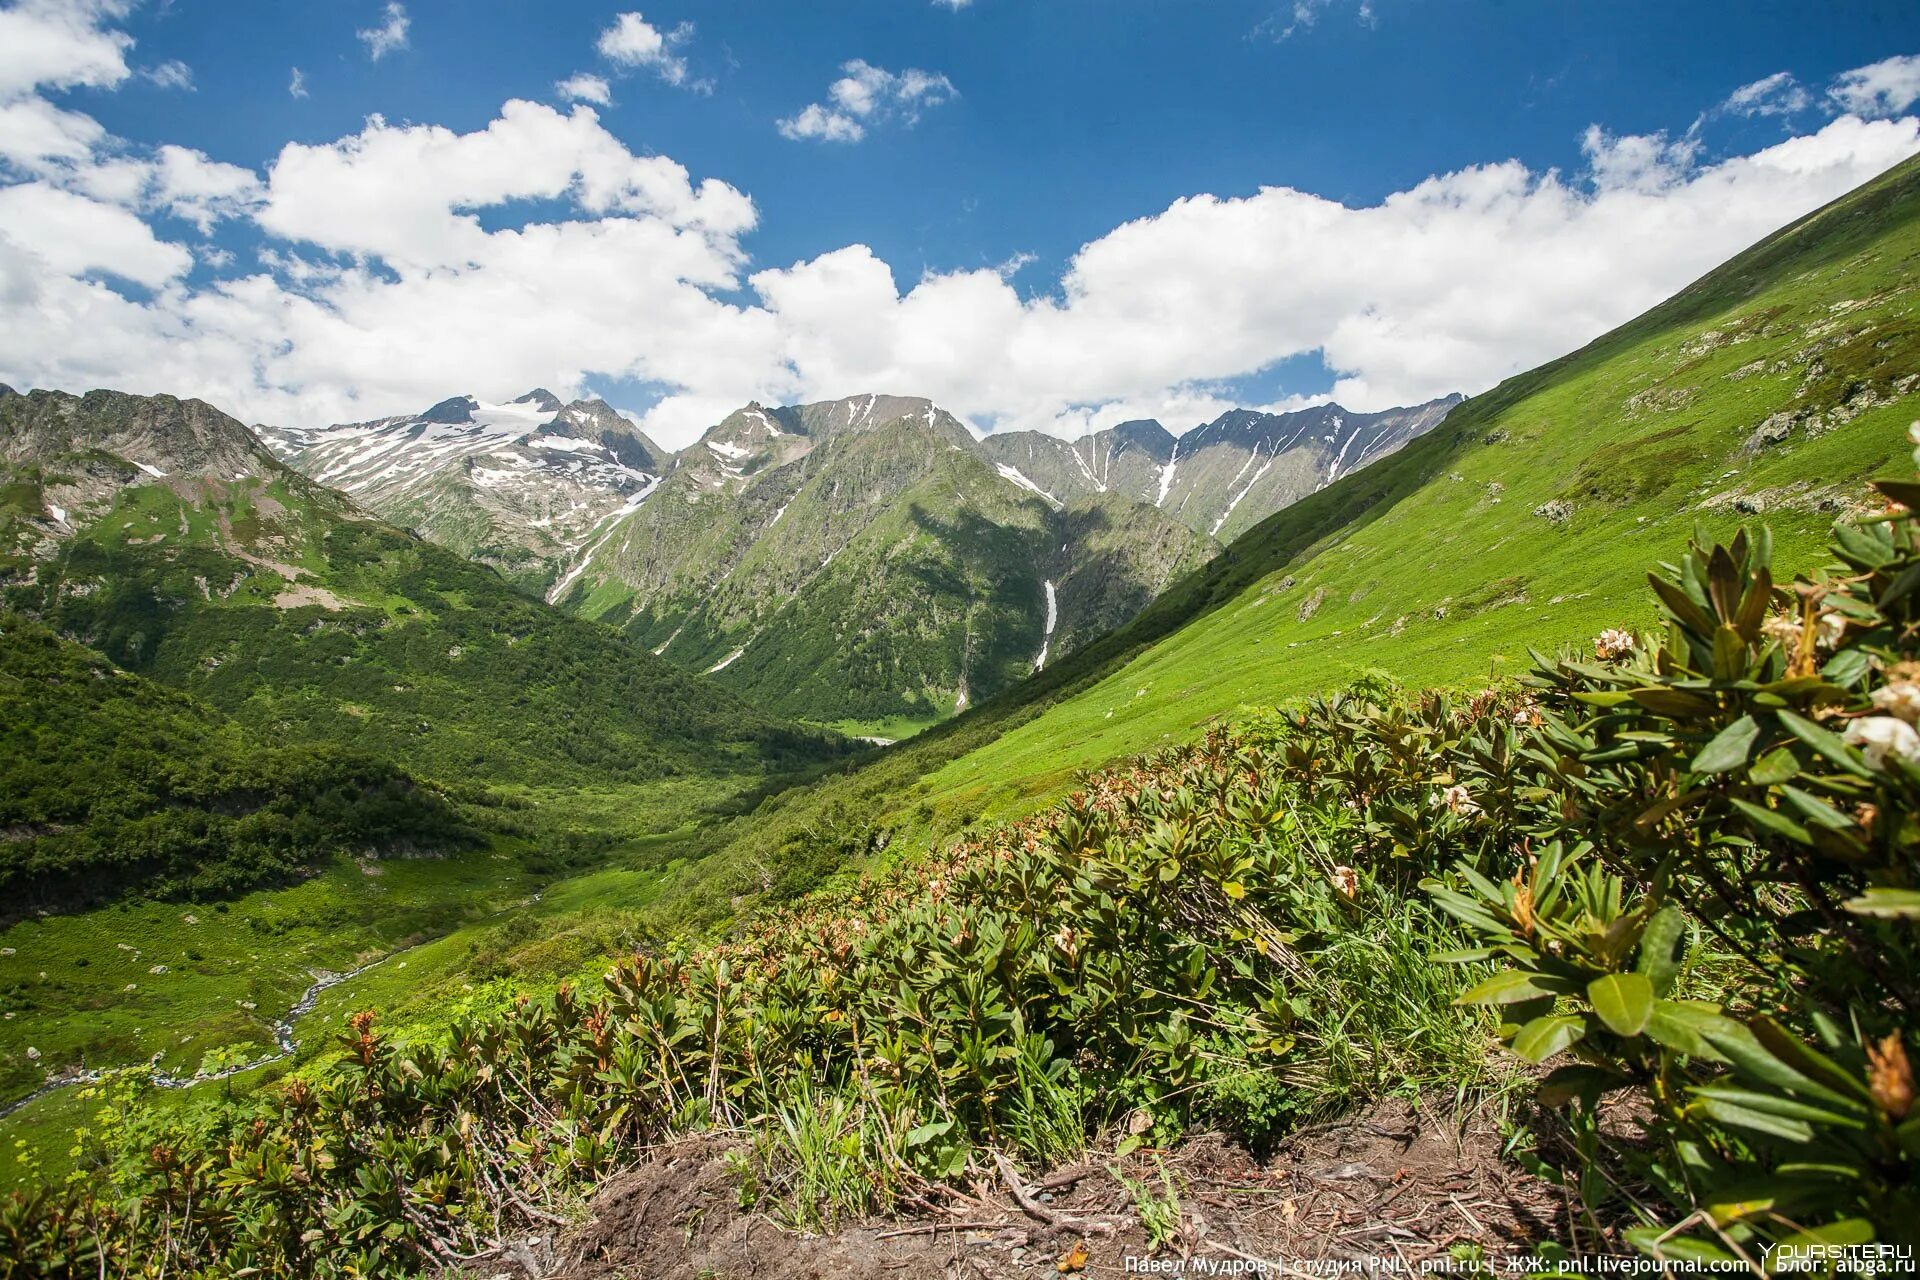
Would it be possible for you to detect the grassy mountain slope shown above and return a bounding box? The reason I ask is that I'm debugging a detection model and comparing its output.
[633,150,1920,923]
[0,388,842,789]
[0,612,473,920]
[906,151,1920,825]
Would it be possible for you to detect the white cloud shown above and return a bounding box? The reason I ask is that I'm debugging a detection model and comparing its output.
[555,72,612,106]
[356,2,409,61]
[1,30,1918,452]
[0,96,107,166]
[0,181,189,287]
[930,0,971,9]
[1256,0,1377,41]
[254,101,750,272]
[1720,70,1810,118]
[0,0,133,101]
[143,59,193,91]
[288,67,307,99]
[778,59,956,144]
[777,103,865,143]
[741,113,1919,438]
[1829,55,1920,119]
[595,12,698,89]
[151,144,263,233]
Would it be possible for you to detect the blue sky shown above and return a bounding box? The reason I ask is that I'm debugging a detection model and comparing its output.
[2,0,1918,444]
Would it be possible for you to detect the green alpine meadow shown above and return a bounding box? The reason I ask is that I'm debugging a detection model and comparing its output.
[1,5,1918,1275]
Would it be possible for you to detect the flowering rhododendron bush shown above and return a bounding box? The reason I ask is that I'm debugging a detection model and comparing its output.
[2,439,1917,1274]
[1417,433,1920,1263]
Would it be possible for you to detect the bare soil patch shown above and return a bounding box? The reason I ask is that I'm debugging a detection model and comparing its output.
[477,1096,1570,1280]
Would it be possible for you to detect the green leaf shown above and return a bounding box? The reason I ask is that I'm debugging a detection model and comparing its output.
[1691,1094,1813,1143]
[1843,888,1920,918]
[1711,624,1748,681]
[1635,908,1687,996]
[1647,573,1717,635]
[1457,969,1565,1006]
[1747,745,1799,786]
[1775,1219,1876,1249]
[1729,797,1813,844]
[1777,710,1875,779]
[1691,1083,1865,1129]
[1645,999,1733,1059]
[905,1120,954,1146]
[1692,715,1760,774]
[1587,973,1655,1037]
[1624,1225,1737,1265]
[1834,522,1895,569]
[1538,1064,1619,1107]
[1431,947,1498,963]
[1628,687,1717,717]
[1511,1014,1585,1063]
[1749,1016,1872,1104]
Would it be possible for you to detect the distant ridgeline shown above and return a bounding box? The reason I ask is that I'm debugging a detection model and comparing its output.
[264,388,1457,724]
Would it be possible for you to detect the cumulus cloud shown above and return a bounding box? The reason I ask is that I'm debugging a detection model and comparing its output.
[0,0,133,100]
[556,72,612,106]
[0,96,108,166]
[0,181,190,287]
[595,12,699,89]
[288,67,307,99]
[1,20,1919,451]
[1829,54,1920,119]
[778,60,956,143]
[356,2,409,61]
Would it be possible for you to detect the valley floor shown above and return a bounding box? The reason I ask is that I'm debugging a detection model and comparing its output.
[0,780,715,1186]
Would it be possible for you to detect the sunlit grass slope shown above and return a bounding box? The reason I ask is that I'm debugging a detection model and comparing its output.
[903,152,1920,827]
[657,152,1920,908]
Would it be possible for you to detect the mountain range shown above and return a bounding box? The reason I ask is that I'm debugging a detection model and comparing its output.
[0,386,840,787]
[261,388,1458,725]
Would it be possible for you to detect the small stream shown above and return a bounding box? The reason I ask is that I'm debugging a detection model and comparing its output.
[1,890,543,1121]
[0,948,414,1120]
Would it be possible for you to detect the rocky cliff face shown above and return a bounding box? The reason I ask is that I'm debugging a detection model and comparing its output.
[256,390,668,593]
[976,396,1462,542]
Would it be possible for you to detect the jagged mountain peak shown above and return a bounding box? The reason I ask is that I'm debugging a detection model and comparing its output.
[1107,419,1177,458]
[419,394,481,424]
[2,386,278,480]
[511,388,565,413]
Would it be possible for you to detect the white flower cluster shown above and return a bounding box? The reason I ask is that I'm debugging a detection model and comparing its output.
[1594,628,1637,661]
[1847,679,1920,769]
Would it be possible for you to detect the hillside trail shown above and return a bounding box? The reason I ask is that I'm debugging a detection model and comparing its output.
[477,1096,1572,1280]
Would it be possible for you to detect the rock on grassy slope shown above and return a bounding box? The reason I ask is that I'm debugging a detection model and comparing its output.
[651,149,1920,918]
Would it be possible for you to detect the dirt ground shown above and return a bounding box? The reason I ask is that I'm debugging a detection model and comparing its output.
[472,1096,1573,1280]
